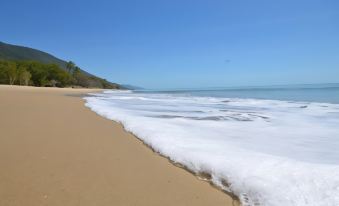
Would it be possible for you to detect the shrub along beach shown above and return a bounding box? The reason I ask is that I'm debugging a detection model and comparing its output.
[0,60,120,88]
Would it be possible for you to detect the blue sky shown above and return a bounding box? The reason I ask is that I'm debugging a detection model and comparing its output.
[1,0,338,89]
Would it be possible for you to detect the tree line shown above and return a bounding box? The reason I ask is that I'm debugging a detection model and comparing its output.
[0,60,120,89]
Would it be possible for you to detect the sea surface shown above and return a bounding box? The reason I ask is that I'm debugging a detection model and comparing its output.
[84,84,339,206]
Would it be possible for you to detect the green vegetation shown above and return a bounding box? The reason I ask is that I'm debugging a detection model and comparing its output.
[66,61,76,73]
[0,41,123,89]
[0,60,121,89]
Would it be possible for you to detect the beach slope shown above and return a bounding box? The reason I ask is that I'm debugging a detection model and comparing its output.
[0,86,237,206]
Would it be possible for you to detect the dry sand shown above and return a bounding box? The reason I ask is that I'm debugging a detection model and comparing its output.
[0,85,238,206]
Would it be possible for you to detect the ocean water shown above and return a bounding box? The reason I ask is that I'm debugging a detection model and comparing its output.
[84,84,339,206]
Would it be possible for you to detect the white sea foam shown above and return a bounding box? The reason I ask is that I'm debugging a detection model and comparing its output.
[84,91,339,206]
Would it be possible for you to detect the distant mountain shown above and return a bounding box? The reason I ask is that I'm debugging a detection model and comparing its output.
[0,41,122,89]
[121,84,144,90]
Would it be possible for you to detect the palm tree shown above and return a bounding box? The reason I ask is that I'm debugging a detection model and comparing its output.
[66,61,75,74]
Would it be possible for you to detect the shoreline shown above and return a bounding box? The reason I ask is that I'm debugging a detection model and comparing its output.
[83,90,241,203]
[105,118,240,201]
[83,91,241,203]
[0,85,238,206]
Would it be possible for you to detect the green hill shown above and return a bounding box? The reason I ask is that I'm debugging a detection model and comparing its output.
[0,41,122,89]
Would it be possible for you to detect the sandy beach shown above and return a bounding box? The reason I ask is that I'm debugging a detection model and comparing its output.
[0,85,238,206]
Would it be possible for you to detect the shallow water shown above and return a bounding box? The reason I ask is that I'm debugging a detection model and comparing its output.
[84,84,339,206]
